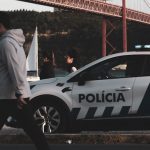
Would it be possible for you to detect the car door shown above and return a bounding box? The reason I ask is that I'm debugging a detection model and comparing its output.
[70,55,146,120]
[132,55,150,116]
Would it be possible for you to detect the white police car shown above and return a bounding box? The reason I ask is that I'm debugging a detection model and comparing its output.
[23,51,150,133]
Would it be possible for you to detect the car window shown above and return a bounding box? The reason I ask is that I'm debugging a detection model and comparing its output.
[87,55,146,80]
[108,63,127,78]
[84,57,127,80]
[142,55,150,76]
[68,55,146,82]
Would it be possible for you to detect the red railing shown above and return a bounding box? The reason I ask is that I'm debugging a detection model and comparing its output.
[19,0,150,24]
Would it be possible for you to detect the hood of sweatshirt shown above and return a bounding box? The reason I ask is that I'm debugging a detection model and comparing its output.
[1,29,25,46]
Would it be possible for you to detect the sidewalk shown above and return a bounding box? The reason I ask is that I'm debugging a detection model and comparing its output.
[1,126,150,144]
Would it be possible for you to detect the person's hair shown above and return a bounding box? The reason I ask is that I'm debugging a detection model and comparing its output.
[0,11,10,29]
[67,48,78,59]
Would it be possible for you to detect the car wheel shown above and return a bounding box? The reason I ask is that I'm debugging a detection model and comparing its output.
[33,102,67,134]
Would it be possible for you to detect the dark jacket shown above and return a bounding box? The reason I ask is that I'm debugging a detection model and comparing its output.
[40,62,55,79]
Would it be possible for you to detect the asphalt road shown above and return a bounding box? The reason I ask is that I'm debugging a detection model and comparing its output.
[0,144,150,150]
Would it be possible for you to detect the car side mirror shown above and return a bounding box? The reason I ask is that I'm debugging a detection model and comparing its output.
[78,72,87,86]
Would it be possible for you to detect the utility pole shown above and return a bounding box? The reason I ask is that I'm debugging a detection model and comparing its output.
[122,0,127,52]
[101,0,107,57]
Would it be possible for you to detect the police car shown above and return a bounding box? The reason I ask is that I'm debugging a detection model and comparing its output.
[14,51,150,133]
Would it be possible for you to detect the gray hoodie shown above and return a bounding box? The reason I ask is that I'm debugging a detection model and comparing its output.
[0,29,31,99]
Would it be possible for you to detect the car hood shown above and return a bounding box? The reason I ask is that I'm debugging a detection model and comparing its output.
[29,78,57,86]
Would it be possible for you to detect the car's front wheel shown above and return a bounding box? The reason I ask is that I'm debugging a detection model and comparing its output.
[32,101,68,134]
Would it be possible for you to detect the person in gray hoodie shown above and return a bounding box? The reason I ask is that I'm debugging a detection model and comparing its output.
[0,12,50,150]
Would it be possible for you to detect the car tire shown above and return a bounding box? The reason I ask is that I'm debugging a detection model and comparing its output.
[31,100,68,134]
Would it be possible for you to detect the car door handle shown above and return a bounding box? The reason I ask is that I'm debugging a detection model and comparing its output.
[115,87,131,91]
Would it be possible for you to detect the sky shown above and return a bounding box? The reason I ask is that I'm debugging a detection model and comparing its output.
[108,0,150,14]
[0,0,54,12]
[0,0,149,14]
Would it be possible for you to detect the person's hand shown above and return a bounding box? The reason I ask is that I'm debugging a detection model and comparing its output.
[17,95,27,109]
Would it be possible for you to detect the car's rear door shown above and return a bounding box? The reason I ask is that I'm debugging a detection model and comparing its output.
[132,55,150,116]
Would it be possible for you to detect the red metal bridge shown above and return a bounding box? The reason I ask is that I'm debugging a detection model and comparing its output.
[18,0,150,55]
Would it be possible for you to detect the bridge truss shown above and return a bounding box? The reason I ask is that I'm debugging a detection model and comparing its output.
[18,0,150,55]
[19,0,150,24]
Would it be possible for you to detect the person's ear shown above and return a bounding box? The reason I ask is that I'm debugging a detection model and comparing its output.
[0,23,6,33]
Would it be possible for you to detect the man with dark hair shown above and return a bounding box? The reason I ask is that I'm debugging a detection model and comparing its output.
[0,12,10,30]
[0,12,50,150]
[40,51,55,79]
[65,48,78,73]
